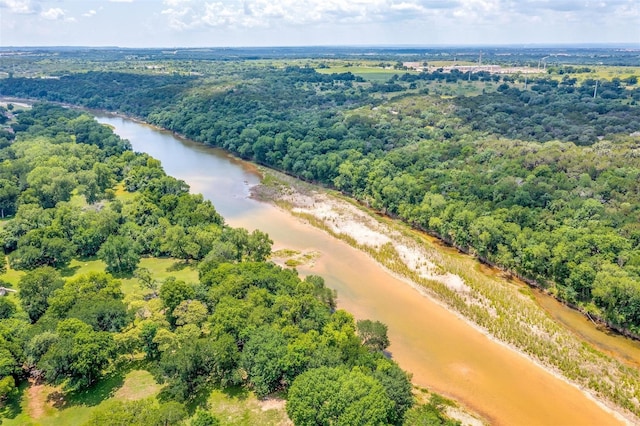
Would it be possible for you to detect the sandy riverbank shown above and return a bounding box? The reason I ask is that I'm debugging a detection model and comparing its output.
[8,97,635,424]
[252,170,638,425]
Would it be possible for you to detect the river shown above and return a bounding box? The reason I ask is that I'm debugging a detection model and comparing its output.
[96,114,629,425]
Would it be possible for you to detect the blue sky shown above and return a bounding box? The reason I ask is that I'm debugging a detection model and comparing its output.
[1,0,638,47]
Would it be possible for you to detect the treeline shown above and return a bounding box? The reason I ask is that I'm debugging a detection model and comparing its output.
[0,105,428,425]
[1,71,195,116]
[2,64,640,334]
[456,78,640,144]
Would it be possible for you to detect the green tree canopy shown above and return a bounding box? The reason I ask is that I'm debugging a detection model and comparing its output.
[357,319,390,352]
[286,366,394,426]
[98,234,141,275]
[18,266,64,323]
[39,318,115,390]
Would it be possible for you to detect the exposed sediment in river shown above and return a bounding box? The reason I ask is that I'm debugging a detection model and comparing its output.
[98,113,637,426]
[251,171,640,425]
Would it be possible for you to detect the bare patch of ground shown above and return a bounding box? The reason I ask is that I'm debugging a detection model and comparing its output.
[26,379,56,420]
[257,177,476,297]
[446,406,486,426]
[258,396,287,412]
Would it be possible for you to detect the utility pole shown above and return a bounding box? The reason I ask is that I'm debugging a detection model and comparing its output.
[593,80,598,98]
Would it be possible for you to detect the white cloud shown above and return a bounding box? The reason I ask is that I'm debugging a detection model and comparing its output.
[0,0,38,14]
[451,0,501,20]
[40,7,64,20]
[164,0,190,6]
[391,2,427,13]
[161,0,449,30]
[157,0,640,33]
[3,0,638,46]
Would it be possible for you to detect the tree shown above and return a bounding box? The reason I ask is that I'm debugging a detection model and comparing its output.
[403,395,461,426]
[173,299,208,327]
[134,267,158,293]
[67,298,130,332]
[0,297,16,320]
[240,326,288,397]
[286,366,342,425]
[140,321,160,360]
[158,336,237,401]
[305,275,337,311]
[198,240,238,277]
[191,409,220,426]
[246,230,273,262]
[9,229,75,270]
[0,374,16,400]
[162,224,200,262]
[287,366,394,425]
[0,178,20,218]
[26,166,76,208]
[159,278,195,326]
[18,266,64,323]
[25,331,59,367]
[98,234,141,274]
[356,319,390,352]
[82,398,188,426]
[373,359,414,424]
[39,318,115,390]
[0,347,18,378]
[47,272,125,320]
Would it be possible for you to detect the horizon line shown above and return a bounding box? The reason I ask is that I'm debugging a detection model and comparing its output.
[1,42,639,50]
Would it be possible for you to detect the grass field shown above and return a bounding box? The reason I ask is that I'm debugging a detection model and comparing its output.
[0,256,199,301]
[1,369,290,425]
[113,183,137,202]
[207,387,291,426]
[547,65,640,85]
[316,66,407,82]
[315,62,416,82]
[1,366,160,426]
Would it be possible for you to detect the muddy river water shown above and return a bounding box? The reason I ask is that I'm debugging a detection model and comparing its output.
[96,114,633,425]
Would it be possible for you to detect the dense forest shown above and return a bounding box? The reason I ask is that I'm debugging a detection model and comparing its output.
[3,60,640,336]
[0,104,443,425]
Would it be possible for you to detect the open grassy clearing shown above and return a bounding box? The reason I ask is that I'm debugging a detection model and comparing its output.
[207,387,291,426]
[1,371,291,426]
[113,182,137,202]
[315,64,414,82]
[112,370,163,401]
[0,256,198,300]
[1,367,161,426]
[547,65,640,85]
[124,256,199,293]
[0,259,24,288]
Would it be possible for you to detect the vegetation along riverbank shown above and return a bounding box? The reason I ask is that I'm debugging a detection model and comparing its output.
[252,167,640,423]
[1,46,640,423]
[0,103,466,425]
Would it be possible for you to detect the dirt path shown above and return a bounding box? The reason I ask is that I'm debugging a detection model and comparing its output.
[26,380,48,420]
